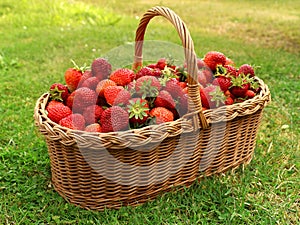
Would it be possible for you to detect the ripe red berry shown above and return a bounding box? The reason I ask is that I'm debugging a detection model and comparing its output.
[91,58,112,81]
[109,68,135,86]
[46,100,72,124]
[49,83,69,102]
[203,51,226,72]
[59,113,85,130]
[149,107,174,124]
[100,106,129,132]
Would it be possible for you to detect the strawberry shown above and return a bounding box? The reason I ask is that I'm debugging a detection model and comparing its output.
[82,105,104,125]
[104,86,130,106]
[154,90,176,110]
[100,106,129,132]
[224,64,238,77]
[126,81,136,93]
[79,76,99,90]
[46,100,72,123]
[197,70,209,87]
[199,68,214,84]
[135,75,161,98]
[109,68,135,86]
[177,92,188,117]
[238,64,255,77]
[229,75,251,98]
[59,113,85,130]
[85,123,102,132]
[64,66,83,92]
[71,87,97,112]
[156,58,167,70]
[135,67,153,79]
[244,89,256,99]
[149,107,174,124]
[225,96,234,105]
[114,89,131,106]
[136,67,162,79]
[96,79,117,97]
[200,85,226,109]
[197,58,206,69]
[49,83,69,102]
[203,51,226,71]
[212,76,232,92]
[164,78,183,99]
[175,66,188,82]
[79,70,92,85]
[127,98,150,127]
[91,58,112,81]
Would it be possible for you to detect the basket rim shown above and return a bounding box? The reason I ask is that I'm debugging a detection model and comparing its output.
[34,75,270,148]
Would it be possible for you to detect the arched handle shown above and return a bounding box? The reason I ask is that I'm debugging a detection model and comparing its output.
[133,6,209,129]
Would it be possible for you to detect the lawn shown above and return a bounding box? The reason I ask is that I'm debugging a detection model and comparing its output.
[0,0,299,224]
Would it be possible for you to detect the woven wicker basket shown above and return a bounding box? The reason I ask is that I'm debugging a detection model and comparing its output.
[34,6,271,211]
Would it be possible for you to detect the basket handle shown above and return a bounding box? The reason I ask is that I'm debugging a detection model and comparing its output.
[133,6,209,129]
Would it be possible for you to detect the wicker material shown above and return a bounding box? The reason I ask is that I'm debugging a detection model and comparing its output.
[34,6,271,211]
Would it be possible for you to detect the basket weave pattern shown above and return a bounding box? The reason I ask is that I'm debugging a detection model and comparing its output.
[34,6,271,210]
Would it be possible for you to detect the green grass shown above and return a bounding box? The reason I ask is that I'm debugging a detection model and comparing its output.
[0,0,299,224]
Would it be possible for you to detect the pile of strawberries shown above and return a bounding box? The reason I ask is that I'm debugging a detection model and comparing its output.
[46,51,260,132]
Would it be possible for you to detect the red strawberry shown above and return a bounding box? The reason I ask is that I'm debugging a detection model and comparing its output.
[71,87,98,112]
[244,89,256,99]
[79,76,99,90]
[164,78,183,99]
[127,98,150,127]
[225,96,234,105]
[64,66,83,92]
[103,85,123,105]
[200,69,214,84]
[229,76,251,98]
[59,113,85,130]
[46,100,72,123]
[114,89,131,106]
[49,83,69,102]
[177,92,188,117]
[85,123,102,132]
[96,79,117,97]
[238,64,255,77]
[224,64,238,77]
[200,85,226,109]
[136,67,152,79]
[100,106,129,132]
[156,58,167,70]
[109,68,135,86]
[149,107,174,124]
[154,90,176,110]
[197,58,206,69]
[91,58,112,80]
[197,70,209,87]
[212,76,232,92]
[79,70,92,85]
[82,105,104,125]
[203,51,226,71]
[135,75,161,98]
[136,67,162,79]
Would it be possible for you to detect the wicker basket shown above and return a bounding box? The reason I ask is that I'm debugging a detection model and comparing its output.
[34,6,271,211]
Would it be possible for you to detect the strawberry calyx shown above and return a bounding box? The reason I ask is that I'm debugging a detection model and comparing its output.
[159,66,178,86]
[128,99,149,120]
[208,86,226,107]
[49,85,67,102]
[70,59,89,73]
[138,79,160,99]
